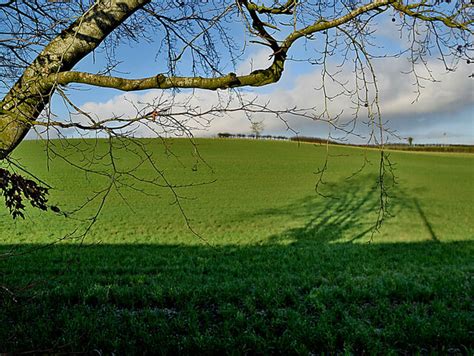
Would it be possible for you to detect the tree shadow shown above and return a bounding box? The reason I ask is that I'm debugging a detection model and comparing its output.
[242,174,442,246]
[413,197,439,242]
[0,176,470,353]
[243,174,405,245]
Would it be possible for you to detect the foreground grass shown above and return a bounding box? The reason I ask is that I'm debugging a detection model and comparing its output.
[0,138,473,353]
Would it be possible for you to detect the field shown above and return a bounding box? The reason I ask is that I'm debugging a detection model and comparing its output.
[1,138,473,353]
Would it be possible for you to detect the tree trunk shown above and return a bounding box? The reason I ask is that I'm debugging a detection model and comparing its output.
[0,0,150,159]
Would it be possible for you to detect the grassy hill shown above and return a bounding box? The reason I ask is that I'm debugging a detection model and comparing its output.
[1,138,473,353]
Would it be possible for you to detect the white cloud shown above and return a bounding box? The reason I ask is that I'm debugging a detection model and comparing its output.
[72,56,473,143]
[375,59,473,118]
[236,48,273,75]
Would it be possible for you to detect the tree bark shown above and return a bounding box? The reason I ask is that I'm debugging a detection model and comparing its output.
[0,0,150,158]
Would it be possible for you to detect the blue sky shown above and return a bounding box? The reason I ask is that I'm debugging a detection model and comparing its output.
[46,10,473,144]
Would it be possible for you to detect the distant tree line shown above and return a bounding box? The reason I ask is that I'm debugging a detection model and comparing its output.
[216,133,474,153]
[217,133,289,140]
[288,136,342,145]
[382,144,474,153]
[217,133,344,143]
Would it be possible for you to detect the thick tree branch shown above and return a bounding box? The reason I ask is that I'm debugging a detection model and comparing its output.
[391,1,473,32]
[0,0,151,158]
[283,0,397,48]
[245,0,297,15]
[45,0,405,93]
[46,60,285,91]
[239,0,282,53]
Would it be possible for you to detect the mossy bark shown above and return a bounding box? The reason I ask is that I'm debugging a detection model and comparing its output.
[0,0,150,158]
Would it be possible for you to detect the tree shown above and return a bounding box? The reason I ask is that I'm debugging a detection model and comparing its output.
[0,0,472,219]
[408,137,414,146]
[250,121,264,139]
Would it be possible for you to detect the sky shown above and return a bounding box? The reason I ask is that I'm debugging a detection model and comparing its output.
[40,8,474,145]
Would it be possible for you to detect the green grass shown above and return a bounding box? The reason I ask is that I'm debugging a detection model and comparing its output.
[1,138,473,353]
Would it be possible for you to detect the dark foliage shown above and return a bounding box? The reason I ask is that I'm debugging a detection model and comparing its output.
[217,133,289,140]
[0,168,49,219]
[290,136,342,145]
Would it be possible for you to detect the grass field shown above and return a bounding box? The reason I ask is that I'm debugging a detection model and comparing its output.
[1,138,473,353]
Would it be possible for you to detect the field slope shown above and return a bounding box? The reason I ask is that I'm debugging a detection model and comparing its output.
[1,138,473,353]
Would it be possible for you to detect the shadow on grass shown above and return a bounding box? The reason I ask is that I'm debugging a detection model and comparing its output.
[239,174,408,245]
[0,176,472,354]
[413,198,439,242]
[254,177,386,245]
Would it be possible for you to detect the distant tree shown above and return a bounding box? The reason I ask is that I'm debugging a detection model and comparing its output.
[250,121,265,139]
[218,132,232,138]
[408,137,414,146]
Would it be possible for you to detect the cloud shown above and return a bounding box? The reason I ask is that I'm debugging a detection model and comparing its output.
[375,59,473,118]
[72,55,473,144]
[236,47,273,75]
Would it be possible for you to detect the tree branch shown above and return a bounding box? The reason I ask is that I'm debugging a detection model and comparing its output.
[391,1,473,32]
[245,0,297,15]
[46,0,406,92]
[283,0,397,48]
[46,60,285,91]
